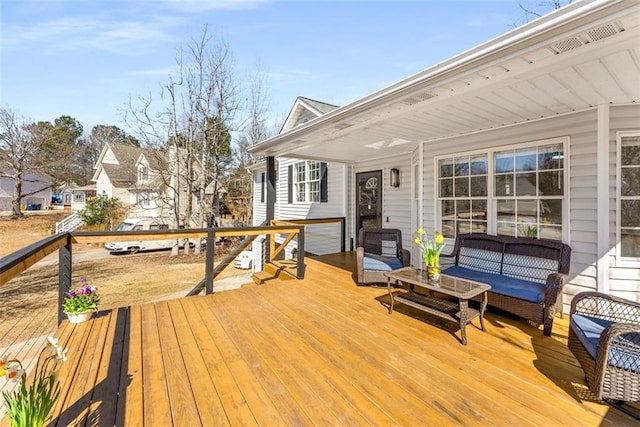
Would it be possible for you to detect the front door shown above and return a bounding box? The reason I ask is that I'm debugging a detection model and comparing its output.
[356,170,382,233]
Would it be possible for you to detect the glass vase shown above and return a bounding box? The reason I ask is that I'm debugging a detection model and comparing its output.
[427,265,441,284]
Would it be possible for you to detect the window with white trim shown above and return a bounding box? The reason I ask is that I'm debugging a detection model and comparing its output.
[438,154,488,237]
[618,132,640,260]
[137,165,149,183]
[294,161,321,202]
[437,139,566,241]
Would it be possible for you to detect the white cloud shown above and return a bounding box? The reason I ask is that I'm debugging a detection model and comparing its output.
[3,15,183,55]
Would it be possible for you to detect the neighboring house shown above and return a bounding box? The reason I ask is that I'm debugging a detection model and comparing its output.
[93,142,219,226]
[0,170,52,211]
[56,183,96,211]
[92,143,163,217]
[249,1,640,309]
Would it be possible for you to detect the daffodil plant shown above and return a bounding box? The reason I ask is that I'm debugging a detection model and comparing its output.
[1,336,68,427]
[415,228,446,267]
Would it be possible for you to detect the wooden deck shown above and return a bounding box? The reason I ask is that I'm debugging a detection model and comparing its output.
[3,253,637,426]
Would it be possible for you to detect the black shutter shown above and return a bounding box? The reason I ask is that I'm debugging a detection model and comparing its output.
[320,162,328,203]
[288,165,293,203]
[260,172,265,203]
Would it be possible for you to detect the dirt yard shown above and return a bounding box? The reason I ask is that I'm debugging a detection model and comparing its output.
[0,213,253,348]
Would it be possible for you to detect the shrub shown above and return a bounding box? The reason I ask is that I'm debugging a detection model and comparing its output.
[78,197,123,227]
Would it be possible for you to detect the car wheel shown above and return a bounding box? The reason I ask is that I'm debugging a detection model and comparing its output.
[128,247,140,254]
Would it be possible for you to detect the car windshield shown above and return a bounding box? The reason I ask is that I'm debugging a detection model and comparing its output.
[115,222,135,231]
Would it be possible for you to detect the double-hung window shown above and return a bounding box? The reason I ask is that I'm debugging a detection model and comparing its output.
[494,143,564,240]
[437,138,566,241]
[294,161,321,202]
[618,132,640,261]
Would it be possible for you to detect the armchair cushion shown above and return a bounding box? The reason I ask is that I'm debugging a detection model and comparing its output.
[571,314,640,373]
[356,228,410,285]
[362,253,404,271]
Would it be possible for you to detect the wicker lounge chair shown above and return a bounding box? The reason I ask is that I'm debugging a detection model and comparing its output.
[356,228,410,285]
[568,292,640,419]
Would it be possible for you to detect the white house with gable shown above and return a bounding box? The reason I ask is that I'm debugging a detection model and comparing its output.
[249,0,640,311]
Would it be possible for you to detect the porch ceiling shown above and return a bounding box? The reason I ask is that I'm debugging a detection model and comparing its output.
[250,1,640,163]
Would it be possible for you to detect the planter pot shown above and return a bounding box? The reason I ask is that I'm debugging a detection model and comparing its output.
[66,311,93,324]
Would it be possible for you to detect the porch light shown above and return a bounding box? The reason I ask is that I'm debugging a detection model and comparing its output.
[390,168,400,188]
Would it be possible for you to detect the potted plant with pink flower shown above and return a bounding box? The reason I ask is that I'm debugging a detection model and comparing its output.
[62,277,100,323]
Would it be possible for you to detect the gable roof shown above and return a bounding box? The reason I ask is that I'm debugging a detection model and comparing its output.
[281,97,339,133]
[250,0,640,163]
[92,143,161,188]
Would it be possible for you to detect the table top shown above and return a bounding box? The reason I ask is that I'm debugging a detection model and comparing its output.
[384,267,491,299]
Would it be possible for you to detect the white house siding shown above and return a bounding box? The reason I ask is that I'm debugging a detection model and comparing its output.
[274,158,346,256]
[354,154,413,255]
[417,108,627,314]
[609,105,640,302]
[252,166,266,226]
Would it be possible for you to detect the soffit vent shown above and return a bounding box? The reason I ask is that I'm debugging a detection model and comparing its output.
[553,37,583,53]
[552,23,620,53]
[402,91,436,106]
[586,24,618,42]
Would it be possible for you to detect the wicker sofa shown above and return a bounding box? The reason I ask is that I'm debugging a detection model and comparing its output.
[356,228,410,285]
[441,233,572,336]
[568,292,640,419]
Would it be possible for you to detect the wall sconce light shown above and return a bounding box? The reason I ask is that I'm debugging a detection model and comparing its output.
[390,168,400,188]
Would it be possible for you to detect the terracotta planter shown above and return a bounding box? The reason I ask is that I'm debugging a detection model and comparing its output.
[66,311,93,324]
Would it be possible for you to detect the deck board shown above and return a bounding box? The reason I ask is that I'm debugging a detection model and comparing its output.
[2,253,638,426]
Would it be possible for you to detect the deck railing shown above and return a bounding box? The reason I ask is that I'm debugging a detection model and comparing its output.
[0,216,348,324]
[0,224,306,324]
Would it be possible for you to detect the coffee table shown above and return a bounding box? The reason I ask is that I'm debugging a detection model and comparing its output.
[385,267,491,345]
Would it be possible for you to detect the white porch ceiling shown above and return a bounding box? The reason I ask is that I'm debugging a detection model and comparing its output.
[250,1,640,164]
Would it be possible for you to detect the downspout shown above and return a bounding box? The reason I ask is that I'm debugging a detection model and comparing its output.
[596,103,610,293]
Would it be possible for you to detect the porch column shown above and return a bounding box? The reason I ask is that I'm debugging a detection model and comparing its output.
[596,104,610,293]
[265,156,276,261]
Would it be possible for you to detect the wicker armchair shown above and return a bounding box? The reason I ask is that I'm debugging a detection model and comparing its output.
[568,292,640,419]
[356,228,410,285]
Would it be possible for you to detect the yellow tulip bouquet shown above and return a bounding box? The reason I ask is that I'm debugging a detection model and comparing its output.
[415,229,445,267]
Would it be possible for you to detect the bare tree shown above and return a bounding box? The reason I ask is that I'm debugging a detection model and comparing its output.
[0,108,52,218]
[227,66,273,225]
[515,1,572,25]
[124,27,239,255]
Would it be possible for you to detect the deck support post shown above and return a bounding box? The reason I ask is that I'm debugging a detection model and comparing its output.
[58,233,72,325]
[265,156,276,261]
[297,225,305,279]
[340,217,346,252]
[205,229,216,295]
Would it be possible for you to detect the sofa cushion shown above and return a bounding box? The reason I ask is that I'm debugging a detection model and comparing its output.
[458,247,503,274]
[362,253,403,271]
[442,265,545,303]
[502,253,559,284]
[571,314,640,373]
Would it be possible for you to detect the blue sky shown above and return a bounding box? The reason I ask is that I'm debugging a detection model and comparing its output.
[1,0,545,137]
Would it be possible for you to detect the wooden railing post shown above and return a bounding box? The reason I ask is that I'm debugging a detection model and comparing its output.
[58,233,72,324]
[297,225,305,279]
[205,229,215,295]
